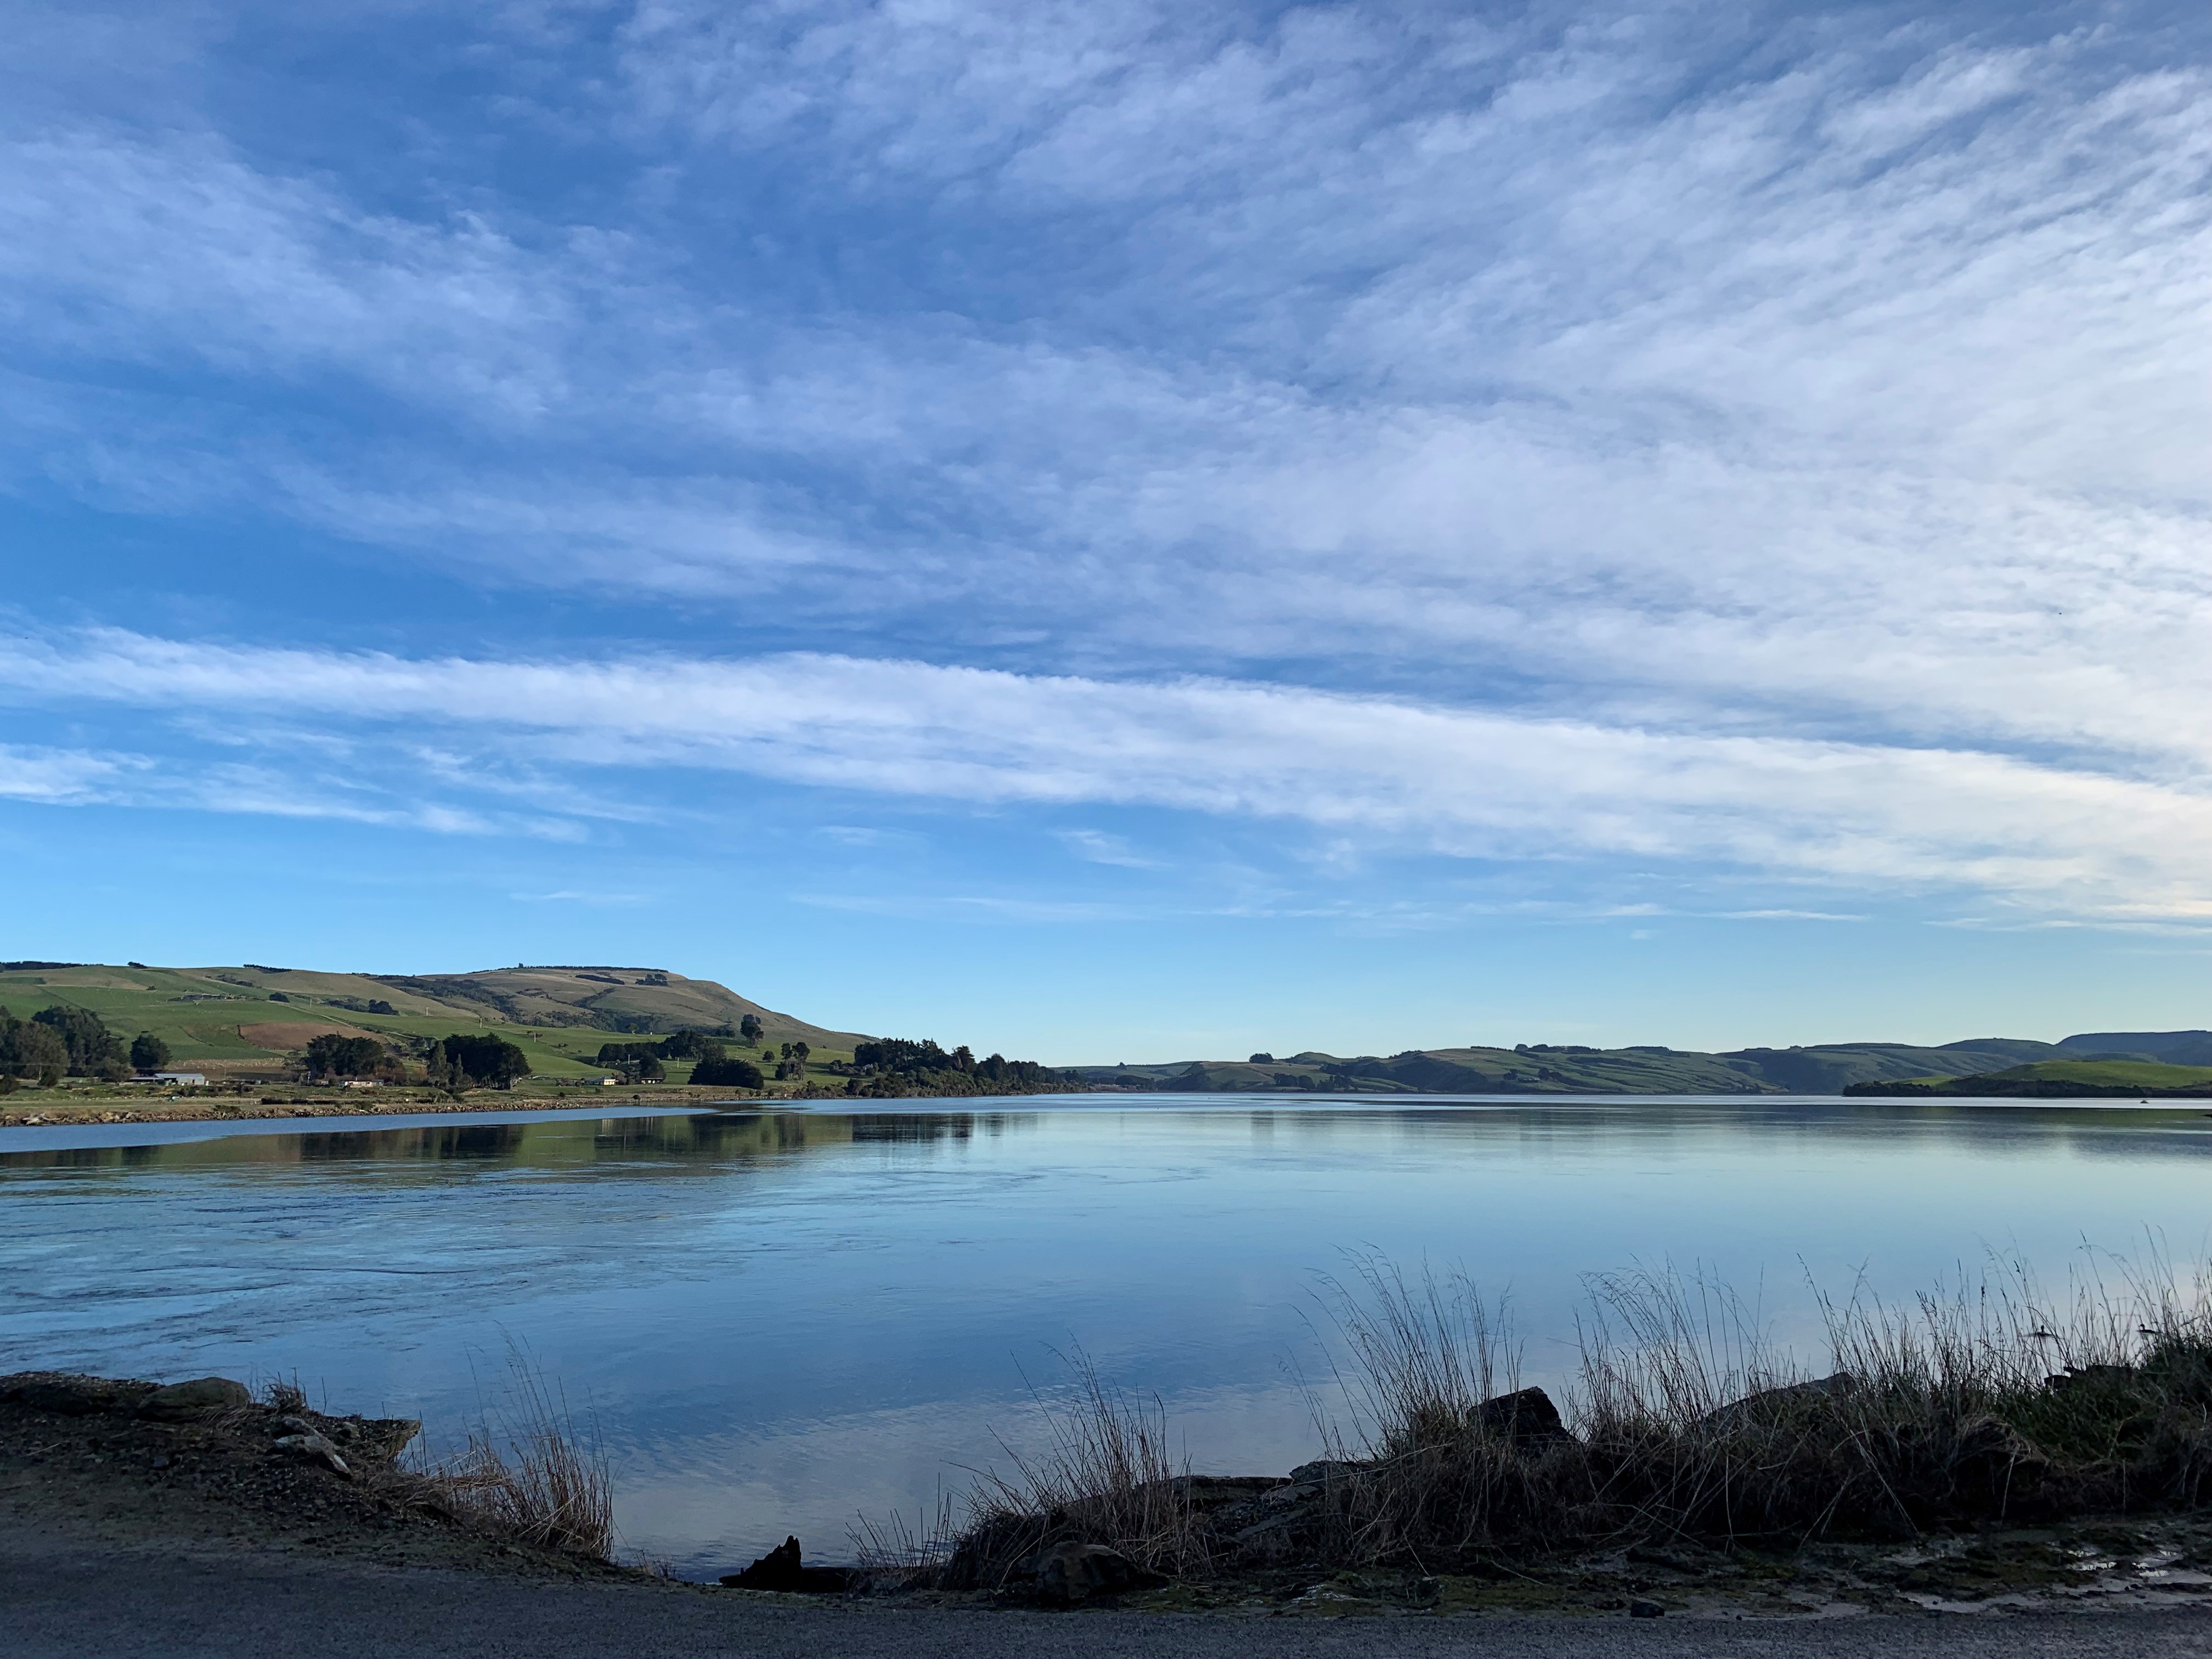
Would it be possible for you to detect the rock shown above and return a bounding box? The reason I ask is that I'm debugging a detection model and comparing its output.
[1700,1372,1856,1430]
[1628,1597,1666,1618]
[137,1377,251,1421]
[719,1536,850,1593]
[1285,1458,1366,1485]
[1034,1542,1161,1605]
[272,1432,353,1477]
[1474,1386,1574,1449]
[1,1372,159,1416]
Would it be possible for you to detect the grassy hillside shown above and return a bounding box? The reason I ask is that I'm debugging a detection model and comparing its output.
[0,961,863,1086]
[1847,1059,2212,1098]
[1074,1034,2195,1097]
[2055,1030,2212,1065]
[1077,1044,1781,1094]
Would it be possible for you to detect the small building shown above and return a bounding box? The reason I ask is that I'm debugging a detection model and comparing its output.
[136,1071,208,1086]
[341,1079,380,1090]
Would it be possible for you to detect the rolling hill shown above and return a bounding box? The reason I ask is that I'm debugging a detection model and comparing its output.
[1071,1032,2210,1095]
[0,961,866,1081]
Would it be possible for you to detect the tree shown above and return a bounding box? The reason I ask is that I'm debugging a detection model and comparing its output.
[0,1014,69,1079]
[690,1055,764,1088]
[131,1033,172,1072]
[428,1033,531,1090]
[738,1014,765,1046]
[657,1030,725,1061]
[304,1034,388,1080]
[32,1005,128,1076]
[629,1053,667,1084]
[1249,1052,1275,1064]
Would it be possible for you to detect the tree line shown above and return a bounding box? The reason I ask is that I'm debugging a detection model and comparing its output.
[0,1005,130,1085]
[843,1037,1078,1099]
[594,1030,765,1088]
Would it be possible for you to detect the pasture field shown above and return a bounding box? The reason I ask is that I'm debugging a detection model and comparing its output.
[0,962,855,1089]
[1975,1058,2212,1090]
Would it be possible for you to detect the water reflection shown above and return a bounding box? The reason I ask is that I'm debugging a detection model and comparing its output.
[3,1096,2208,1579]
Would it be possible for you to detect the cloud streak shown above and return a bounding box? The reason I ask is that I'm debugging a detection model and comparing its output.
[7,630,2212,919]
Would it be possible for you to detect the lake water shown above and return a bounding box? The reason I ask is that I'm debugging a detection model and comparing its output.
[4,1095,2209,1579]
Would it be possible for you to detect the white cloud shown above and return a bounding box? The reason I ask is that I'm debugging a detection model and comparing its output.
[3,3,2210,934]
[0,743,137,803]
[1055,828,1160,869]
[7,630,2212,920]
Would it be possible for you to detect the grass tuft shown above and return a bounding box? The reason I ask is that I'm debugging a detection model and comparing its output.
[414,1348,613,1561]
[937,1347,1203,1590]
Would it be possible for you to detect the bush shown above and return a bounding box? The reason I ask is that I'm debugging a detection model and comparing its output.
[304,1033,388,1079]
[427,1034,531,1090]
[690,1054,764,1088]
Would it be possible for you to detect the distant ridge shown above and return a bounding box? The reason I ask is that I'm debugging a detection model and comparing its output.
[1072,1030,2212,1096]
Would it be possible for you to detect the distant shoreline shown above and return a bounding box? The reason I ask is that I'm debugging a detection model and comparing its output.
[12,1086,2212,1135]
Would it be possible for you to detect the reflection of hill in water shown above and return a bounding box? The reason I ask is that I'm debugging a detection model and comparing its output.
[7,1100,2209,1183]
[0,1109,1041,1178]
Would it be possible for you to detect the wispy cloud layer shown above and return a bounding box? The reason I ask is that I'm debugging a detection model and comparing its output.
[4,2,2209,949]
[8,630,2212,919]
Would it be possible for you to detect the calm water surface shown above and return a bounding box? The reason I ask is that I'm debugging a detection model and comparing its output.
[4,1095,2208,1577]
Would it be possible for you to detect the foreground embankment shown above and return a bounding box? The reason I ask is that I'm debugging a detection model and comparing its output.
[7,1369,2212,1654]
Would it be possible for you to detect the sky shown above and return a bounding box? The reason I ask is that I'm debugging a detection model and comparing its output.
[4,0,2210,1062]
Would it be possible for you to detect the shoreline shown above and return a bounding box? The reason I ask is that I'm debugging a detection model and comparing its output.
[9,1087,2210,1136]
[7,1369,2212,1625]
[0,1085,768,1131]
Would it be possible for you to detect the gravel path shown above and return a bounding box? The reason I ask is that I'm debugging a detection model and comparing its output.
[10,1533,2212,1659]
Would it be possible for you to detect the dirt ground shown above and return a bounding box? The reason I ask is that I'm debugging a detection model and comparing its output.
[0,1373,642,1584]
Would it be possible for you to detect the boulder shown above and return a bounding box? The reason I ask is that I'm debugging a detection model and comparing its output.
[1474,1386,1574,1449]
[137,1377,251,1421]
[1034,1542,1163,1605]
[720,1536,851,1593]
[1285,1458,1367,1485]
[1700,1373,1856,1431]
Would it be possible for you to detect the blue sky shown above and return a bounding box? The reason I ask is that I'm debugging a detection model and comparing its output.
[5,1,2210,1060]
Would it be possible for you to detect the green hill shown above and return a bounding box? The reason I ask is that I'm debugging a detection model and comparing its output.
[1845,1059,2212,1098]
[1074,1033,2211,1097]
[1079,1045,1778,1094]
[0,961,866,1084]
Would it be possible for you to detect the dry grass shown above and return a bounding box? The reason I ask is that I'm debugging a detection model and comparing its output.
[1328,1249,2212,1564]
[935,1349,1204,1590]
[413,1350,613,1561]
[848,1488,959,1590]
[934,1249,2212,1584]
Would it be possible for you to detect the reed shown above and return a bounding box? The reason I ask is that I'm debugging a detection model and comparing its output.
[1333,1250,2212,1562]
[936,1348,1204,1590]
[936,1248,2212,1584]
[415,1349,613,1561]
